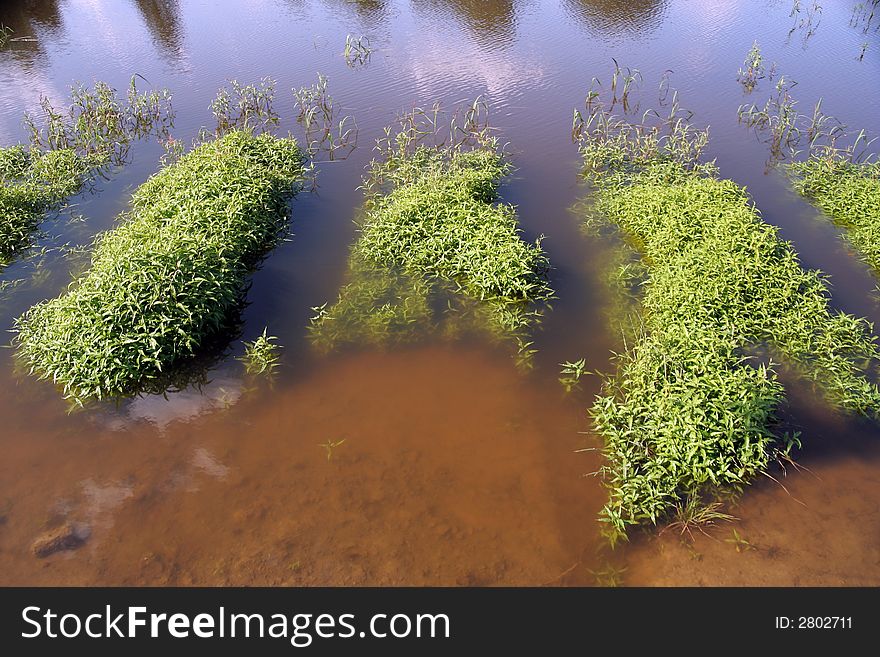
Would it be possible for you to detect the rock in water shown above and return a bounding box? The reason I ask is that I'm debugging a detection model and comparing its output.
[31,523,88,558]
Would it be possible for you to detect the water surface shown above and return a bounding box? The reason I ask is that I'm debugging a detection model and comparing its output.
[1,0,879,585]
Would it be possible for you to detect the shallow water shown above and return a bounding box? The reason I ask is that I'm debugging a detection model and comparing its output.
[0,0,878,585]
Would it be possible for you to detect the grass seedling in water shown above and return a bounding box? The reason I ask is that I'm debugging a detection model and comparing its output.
[577,86,880,544]
[559,358,590,393]
[725,528,757,552]
[292,74,358,161]
[738,73,880,280]
[737,41,765,92]
[15,130,306,403]
[318,439,346,460]
[239,328,282,377]
[211,78,279,136]
[343,34,372,67]
[791,156,880,279]
[0,24,12,48]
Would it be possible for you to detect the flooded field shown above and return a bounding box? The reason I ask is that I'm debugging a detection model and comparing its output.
[1,0,879,586]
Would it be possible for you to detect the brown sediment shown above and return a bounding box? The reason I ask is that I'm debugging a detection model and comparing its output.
[0,346,603,585]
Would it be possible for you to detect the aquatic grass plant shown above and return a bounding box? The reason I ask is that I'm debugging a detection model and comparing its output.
[1,79,174,267]
[0,146,91,265]
[239,327,282,377]
[343,34,372,67]
[850,1,879,33]
[737,72,880,281]
[0,24,12,48]
[737,41,765,92]
[790,157,880,277]
[14,130,306,403]
[577,95,880,543]
[310,105,552,362]
[24,77,174,165]
[211,78,279,137]
[292,74,358,161]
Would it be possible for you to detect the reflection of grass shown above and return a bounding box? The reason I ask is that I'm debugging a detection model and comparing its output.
[577,93,880,545]
[311,114,553,365]
[15,130,305,404]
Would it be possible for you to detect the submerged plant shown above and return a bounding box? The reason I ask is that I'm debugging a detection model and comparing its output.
[239,328,282,376]
[15,130,306,403]
[576,90,880,544]
[318,439,346,461]
[310,106,553,364]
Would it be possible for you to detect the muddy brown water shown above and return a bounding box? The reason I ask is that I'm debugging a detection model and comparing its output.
[0,0,878,586]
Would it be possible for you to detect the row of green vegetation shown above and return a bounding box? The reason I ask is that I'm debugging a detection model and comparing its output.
[576,100,880,542]
[0,79,173,267]
[14,130,306,403]
[791,157,880,276]
[310,106,553,364]
[0,146,91,265]
[736,56,880,286]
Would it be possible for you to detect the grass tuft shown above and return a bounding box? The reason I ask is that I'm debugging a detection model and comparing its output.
[310,110,552,361]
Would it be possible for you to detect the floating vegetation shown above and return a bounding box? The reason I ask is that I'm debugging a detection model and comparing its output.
[343,34,372,67]
[576,91,880,543]
[239,327,282,377]
[292,74,358,160]
[15,130,306,403]
[310,103,553,364]
[737,41,765,92]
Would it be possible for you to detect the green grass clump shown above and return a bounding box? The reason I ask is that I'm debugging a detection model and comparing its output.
[579,118,880,542]
[1,146,91,265]
[310,137,552,360]
[239,328,282,377]
[790,157,880,276]
[15,130,305,403]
